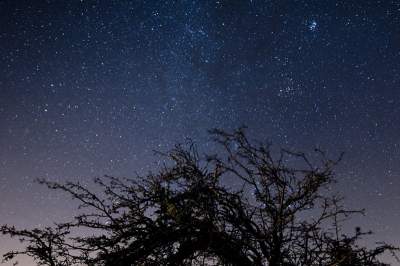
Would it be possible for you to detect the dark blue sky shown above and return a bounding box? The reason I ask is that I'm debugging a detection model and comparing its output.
[0,1,399,264]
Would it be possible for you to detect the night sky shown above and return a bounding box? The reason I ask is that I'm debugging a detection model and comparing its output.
[1,0,400,264]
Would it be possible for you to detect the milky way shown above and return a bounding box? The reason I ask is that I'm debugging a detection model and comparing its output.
[0,1,399,264]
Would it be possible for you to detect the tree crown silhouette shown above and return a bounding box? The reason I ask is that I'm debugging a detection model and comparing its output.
[1,128,398,265]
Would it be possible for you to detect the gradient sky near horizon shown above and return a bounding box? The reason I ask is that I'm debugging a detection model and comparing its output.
[1,0,400,264]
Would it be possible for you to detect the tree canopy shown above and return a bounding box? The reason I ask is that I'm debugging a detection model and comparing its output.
[1,128,398,265]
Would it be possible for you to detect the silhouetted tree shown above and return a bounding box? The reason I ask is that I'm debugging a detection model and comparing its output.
[1,128,398,265]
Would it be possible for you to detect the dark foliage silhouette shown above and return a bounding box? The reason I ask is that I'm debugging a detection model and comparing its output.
[1,128,398,265]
